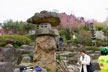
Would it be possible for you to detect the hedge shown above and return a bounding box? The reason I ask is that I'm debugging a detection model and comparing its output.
[0,35,32,47]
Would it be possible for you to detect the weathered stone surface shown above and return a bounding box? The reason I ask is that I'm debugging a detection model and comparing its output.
[16,49,33,54]
[37,10,59,18]
[68,52,80,58]
[18,45,34,54]
[14,68,20,72]
[19,63,33,66]
[15,46,34,65]
[37,23,52,29]
[0,46,15,62]
[95,51,101,54]
[0,48,3,62]
[33,35,56,72]
[86,50,94,54]
[0,62,15,72]
[5,44,14,48]
[3,48,15,62]
[0,44,15,72]
[67,58,78,65]
[89,54,100,60]
[36,28,57,36]
[27,10,60,27]
[95,31,107,41]
[23,69,34,72]
[42,68,48,72]
[66,43,84,52]
[20,45,34,49]
[67,65,79,72]
[53,29,59,36]
[14,49,22,65]
[21,56,31,63]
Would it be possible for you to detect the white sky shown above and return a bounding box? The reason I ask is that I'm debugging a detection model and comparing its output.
[0,0,108,23]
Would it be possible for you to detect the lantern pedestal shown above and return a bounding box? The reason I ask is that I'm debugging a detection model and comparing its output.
[33,35,56,72]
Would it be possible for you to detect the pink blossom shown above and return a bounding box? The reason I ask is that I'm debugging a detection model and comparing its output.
[88,19,96,24]
[58,13,84,29]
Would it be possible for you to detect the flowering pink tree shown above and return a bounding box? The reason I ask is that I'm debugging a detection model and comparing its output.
[80,17,86,26]
[87,19,96,24]
[58,13,68,28]
[58,13,86,31]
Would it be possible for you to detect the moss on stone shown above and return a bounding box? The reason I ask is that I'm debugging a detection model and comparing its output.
[27,11,60,27]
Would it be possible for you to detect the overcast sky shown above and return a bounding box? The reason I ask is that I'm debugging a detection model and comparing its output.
[0,0,108,23]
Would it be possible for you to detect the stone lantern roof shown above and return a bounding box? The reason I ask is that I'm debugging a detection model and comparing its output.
[27,10,60,27]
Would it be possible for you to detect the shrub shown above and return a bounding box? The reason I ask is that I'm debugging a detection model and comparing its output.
[73,39,79,44]
[0,35,32,47]
[56,55,62,62]
[24,35,36,41]
[59,29,64,35]
[73,28,79,33]
[76,30,92,46]
[13,44,20,48]
[64,28,71,40]
[96,26,103,31]
[102,27,108,37]
[66,40,73,44]
[84,23,91,30]
[96,39,108,47]
[94,22,106,31]
[28,53,33,61]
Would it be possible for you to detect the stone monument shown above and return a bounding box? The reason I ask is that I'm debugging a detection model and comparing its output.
[27,10,60,72]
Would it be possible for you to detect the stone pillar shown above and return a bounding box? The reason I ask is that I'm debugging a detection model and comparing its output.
[34,35,56,72]
[27,10,60,72]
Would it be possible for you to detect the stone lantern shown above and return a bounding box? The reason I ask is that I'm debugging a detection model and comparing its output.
[36,23,57,36]
[90,23,96,46]
[27,10,60,72]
